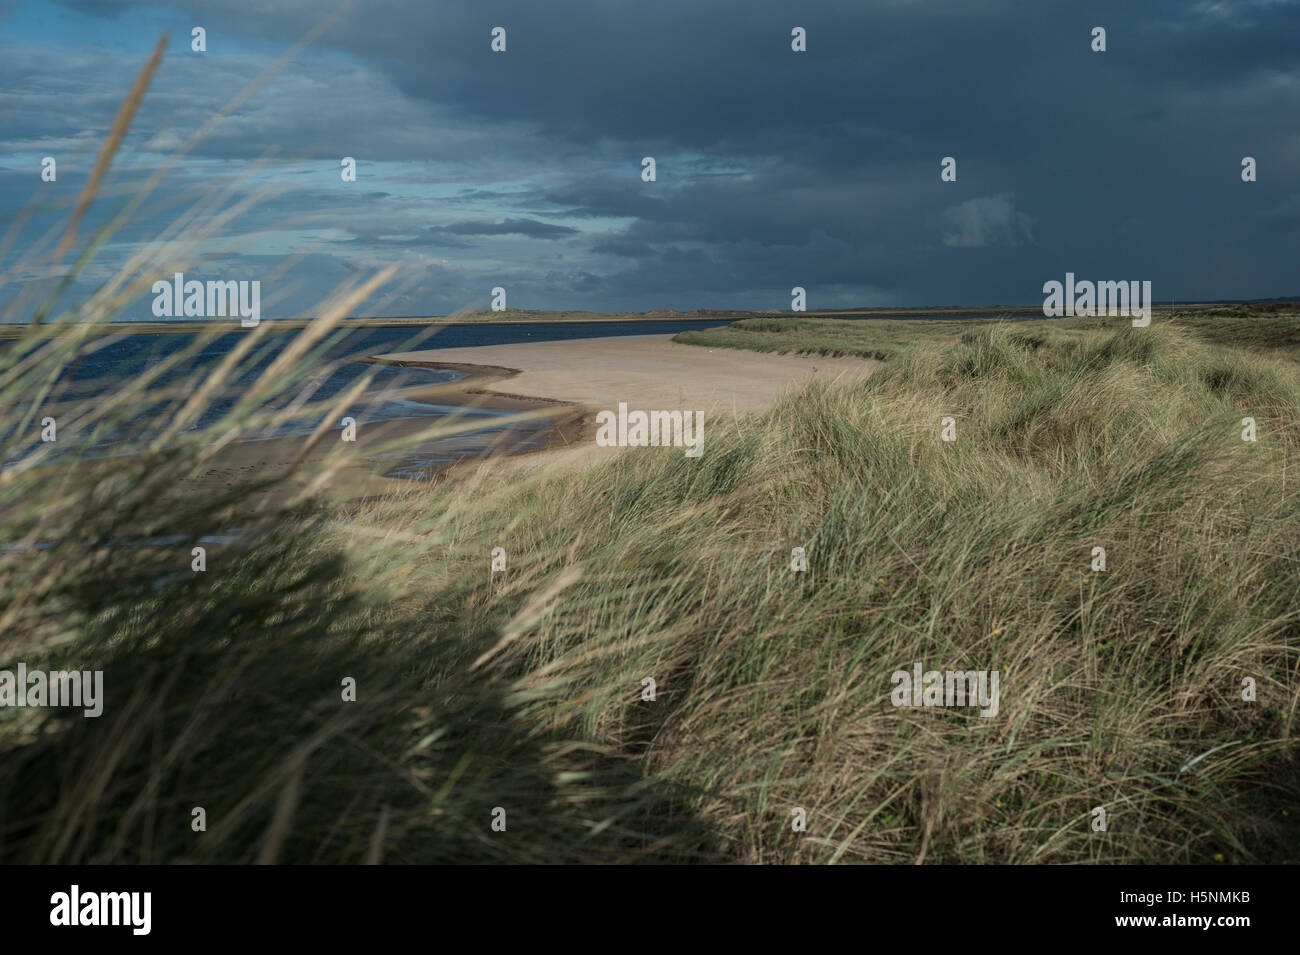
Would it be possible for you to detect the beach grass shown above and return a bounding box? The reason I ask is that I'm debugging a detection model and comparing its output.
[673,309,1300,363]
[4,309,1296,863]
[385,317,1299,864]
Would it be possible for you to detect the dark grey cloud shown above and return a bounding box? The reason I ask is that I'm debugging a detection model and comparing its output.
[1,0,1295,316]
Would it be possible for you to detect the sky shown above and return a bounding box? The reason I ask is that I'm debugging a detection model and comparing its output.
[1,0,1298,319]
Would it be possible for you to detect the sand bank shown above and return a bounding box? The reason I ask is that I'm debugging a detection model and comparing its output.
[168,333,879,503]
[370,333,881,477]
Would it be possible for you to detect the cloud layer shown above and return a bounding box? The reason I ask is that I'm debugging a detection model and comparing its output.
[2,0,1298,318]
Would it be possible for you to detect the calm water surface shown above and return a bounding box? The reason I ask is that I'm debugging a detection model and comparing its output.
[6,320,731,477]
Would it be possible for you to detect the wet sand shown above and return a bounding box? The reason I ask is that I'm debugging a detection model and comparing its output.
[183,381,585,504]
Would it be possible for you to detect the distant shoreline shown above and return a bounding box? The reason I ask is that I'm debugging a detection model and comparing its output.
[0,303,1231,338]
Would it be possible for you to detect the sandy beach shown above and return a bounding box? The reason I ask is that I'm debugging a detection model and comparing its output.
[172,332,880,502]
[371,333,882,476]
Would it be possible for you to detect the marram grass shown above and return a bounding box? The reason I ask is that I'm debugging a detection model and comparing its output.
[412,320,1299,864]
[1,317,1296,862]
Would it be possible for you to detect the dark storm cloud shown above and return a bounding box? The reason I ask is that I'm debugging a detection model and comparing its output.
[61,0,1299,159]
[9,0,1299,313]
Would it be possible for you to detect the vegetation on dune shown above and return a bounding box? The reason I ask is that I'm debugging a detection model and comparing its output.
[673,310,1300,364]
[422,319,1299,863]
[3,314,1296,863]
